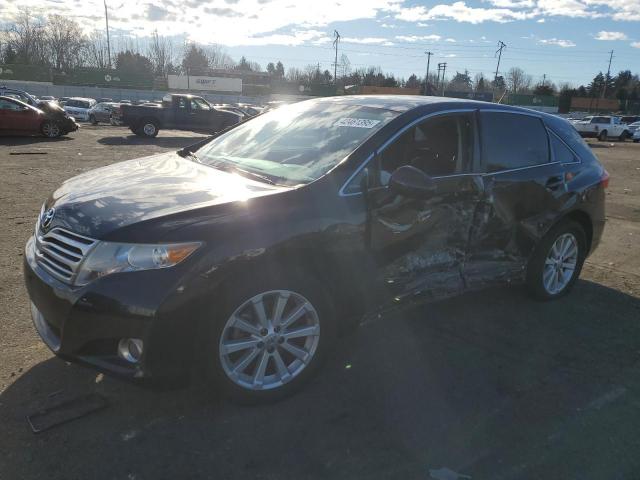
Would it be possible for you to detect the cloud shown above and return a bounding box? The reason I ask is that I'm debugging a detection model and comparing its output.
[631,41,640,48]
[395,34,442,42]
[594,30,628,40]
[538,37,577,47]
[394,1,534,23]
[484,0,534,7]
[342,36,392,44]
[146,5,169,21]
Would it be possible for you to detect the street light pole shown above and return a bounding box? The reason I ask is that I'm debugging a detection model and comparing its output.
[104,0,112,69]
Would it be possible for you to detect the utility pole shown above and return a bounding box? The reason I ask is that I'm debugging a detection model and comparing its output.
[438,62,447,96]
[602,49,614,98]
[542,73,546,87]
[424,51,433,95]
[104,0,112,69]
[494,40,506,88]
[332,30,341,85]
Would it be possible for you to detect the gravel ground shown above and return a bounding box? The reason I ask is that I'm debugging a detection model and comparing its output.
[1,126,639,479]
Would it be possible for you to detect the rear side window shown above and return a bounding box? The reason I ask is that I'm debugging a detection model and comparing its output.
[544,115,595,163]
[550,133,577,163]
[480,112,549,172]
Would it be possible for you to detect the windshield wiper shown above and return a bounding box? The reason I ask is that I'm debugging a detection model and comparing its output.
[178,150,201,163]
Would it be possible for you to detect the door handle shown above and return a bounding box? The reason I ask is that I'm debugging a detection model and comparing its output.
[545,176,564,190]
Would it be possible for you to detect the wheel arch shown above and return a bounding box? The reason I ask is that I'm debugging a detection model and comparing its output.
[549,209,594,253]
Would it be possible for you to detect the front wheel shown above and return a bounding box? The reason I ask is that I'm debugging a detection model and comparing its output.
[204,274,334,403]
[139,120,159,138]
[41,120,62,138]
[598,130,608,141]
[526,220,586,300]
[89,115,98,125]
[618,131,629,142]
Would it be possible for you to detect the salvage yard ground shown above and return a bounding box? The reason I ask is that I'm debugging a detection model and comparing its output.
[1,126,640,479]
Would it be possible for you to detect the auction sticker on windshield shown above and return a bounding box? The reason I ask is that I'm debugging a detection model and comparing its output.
[334,118,381,128]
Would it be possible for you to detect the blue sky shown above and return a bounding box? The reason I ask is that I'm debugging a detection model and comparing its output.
[1,0,639,86]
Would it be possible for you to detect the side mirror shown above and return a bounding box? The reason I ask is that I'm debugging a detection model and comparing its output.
[389,165,437,199]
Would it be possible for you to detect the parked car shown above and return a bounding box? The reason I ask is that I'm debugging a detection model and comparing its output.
[23,96,607,403]
[633,127,640,143]
[0,96,77,137]
[573,115,630,141]
[627,121,640,134]
[0,86,40,107]
[120,94,242,137]
[620,115,640,125]
[38,95,56,102]
[88,102,121,125]
[62,97,97,122]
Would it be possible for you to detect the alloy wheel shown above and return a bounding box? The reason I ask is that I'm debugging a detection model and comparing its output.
[143,123,156,136]
[543,233,578,295]
[42,122,60,138]
[219,290,321,391]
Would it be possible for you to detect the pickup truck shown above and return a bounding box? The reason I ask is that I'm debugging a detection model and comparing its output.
[573,115,630,141]
[120,94,243,138]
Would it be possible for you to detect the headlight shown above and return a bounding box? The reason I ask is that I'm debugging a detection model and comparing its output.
[74,241,201,286]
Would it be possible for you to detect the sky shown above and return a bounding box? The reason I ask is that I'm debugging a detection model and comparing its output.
[1,0,639,86]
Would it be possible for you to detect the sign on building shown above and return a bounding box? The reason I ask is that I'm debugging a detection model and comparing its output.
[167,75,242,93]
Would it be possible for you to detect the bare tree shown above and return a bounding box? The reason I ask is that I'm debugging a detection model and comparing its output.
[203,44,234,69]
[84,31,110,69]
[148,30,177,76]
[507,67,533,94]
[44,14,86,70]
[5,9,47,65]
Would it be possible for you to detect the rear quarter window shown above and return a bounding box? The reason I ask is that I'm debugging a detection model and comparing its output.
[544,115,596,163]
[480,111,549,172]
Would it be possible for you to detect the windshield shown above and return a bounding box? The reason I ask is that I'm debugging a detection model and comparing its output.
[195,100,399,186]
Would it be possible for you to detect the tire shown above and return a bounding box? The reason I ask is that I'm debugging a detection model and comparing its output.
[89,115,98,125]
[139,120,159,138]
[526,220,587,301]
[41,120,62,138]
[619,131,628,142]
[202,271,335,404]
[598,130,608,141]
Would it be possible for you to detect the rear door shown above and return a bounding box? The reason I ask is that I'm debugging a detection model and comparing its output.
[464,110,567,288]
[173,96,192,129]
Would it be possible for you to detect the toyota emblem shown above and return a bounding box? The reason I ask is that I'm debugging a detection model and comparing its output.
[41,208,56,230]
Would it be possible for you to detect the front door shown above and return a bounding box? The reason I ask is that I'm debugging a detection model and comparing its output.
[366,111,482,301]
[0,98,34,132]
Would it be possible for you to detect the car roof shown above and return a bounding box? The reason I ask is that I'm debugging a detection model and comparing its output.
[300,95,563,120]
[68,97,94,101]
[0,95,35,108]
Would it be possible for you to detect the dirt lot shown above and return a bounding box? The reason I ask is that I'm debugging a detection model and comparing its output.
[1,126,639,479]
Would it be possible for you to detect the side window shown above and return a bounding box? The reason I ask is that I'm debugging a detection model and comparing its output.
[480,112,549,172]
[377,114,474,185]
[178,98,188,109]
[0,99,20,111]
[549,133,577,163]
[192,98,211,111]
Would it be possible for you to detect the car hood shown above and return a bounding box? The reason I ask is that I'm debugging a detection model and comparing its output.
[44,151,289,238]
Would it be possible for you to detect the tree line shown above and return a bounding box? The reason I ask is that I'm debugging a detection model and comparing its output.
[1,9,638,104]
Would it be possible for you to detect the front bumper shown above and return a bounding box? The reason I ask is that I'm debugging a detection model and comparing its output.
[23,236,197,381]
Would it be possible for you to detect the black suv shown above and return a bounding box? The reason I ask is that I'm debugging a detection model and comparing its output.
[24,96,607,402]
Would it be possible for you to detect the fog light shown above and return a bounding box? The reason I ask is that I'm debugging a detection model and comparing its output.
[117,338,143,363]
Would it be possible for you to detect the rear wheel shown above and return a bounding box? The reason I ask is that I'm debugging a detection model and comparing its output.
[526,220,586,300]
[41,121,62,138]
[203,273,333,403]
[598,130,608,141]
[618,131,629,142]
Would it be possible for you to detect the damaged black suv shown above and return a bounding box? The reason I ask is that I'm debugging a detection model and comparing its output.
[24,96,607,402]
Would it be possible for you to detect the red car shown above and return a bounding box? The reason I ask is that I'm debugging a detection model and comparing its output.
[0,96,77,138]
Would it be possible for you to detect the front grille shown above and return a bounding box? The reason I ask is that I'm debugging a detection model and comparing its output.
[35,228,97,283]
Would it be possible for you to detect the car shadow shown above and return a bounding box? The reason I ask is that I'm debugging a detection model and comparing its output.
[97,135,208,148]
[2,280,640,479]
[0,136,73,146]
